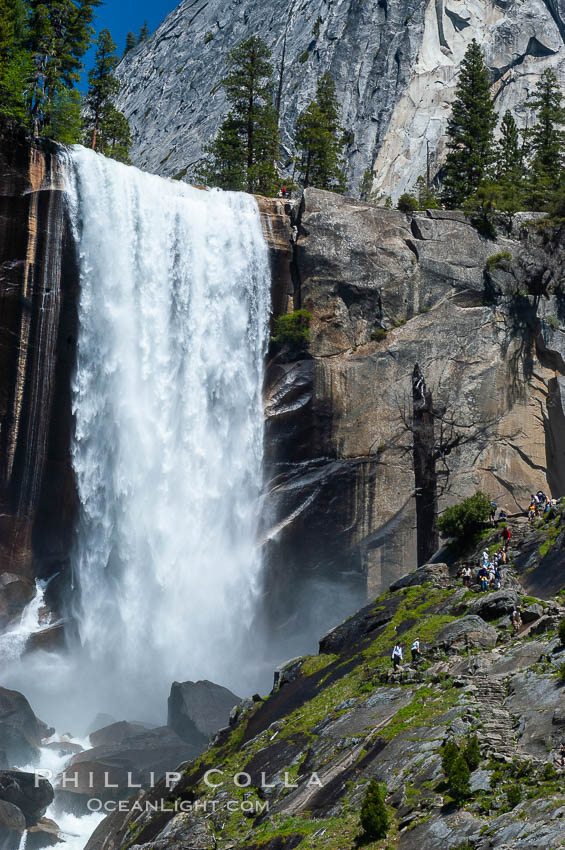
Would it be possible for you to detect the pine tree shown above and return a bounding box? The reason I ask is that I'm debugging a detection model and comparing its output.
[441,738,460,778]
[137,20,149,43]
[99,103,131,163]
[359,167,375,201]
[27,0,101,135]
[0,0,33,127]
[198,36,279,195]
[491,110,526,213]
[463,734,481,772]
[416,175,439,209]
[124,31,136,55]
[447,753,471,802]
[359,779,389,840]
[442,39,497,208]
[526,69,565,210]
[295,72,345,191]
[83,28,120,150]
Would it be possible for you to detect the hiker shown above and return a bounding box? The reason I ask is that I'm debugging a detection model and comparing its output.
[411,638,421,663]
[392,643,403,670]
[499,508,507,521]
[511,608,521,634]
[461,566,472,587]
[500,548,507,565]
[501,526,511,548]
[558,742,565,768]
[478,566,489,592]
[528,503,537,523]
[489,501,497,524]
[481,549,489,568]
[536,490,547,505]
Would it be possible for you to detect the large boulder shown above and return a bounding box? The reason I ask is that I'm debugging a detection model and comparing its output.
[0,799,26,848]
[26,817,62,849]
[0,688,51,766]
[469,589,519,622]
[167,680,241,746]
[0,770,54,826]
[89,721,154,749]
[56,726,202,813]
[434,616,498,652]
[0,573,36,630]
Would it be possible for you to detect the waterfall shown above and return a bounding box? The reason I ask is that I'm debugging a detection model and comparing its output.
[64,147,271,716]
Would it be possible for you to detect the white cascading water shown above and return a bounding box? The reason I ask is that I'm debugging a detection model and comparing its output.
[60,146,271,719]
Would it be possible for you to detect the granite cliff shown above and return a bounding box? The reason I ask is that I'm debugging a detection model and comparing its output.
[115,0,565,198]
[260,188,565,650]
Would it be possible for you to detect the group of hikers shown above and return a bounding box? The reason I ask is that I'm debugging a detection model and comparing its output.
[391,638,420,670]
[528,490,559,522]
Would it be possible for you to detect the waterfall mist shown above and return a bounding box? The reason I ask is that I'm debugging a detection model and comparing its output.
[4,147,272,728]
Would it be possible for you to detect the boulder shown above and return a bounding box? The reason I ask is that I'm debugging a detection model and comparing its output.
[0,770,54,826]
[521,603,544,623]
[389,564,450,592]
[434,616,498,652]
[0,688,51,766]
[167,680,240,746]
[24,623,66,655]
[469,589,519,622]
[89,721,153,748]
[26,817,62,849]
[0,799,26,848]
[0,573,36,630]
[56,726,203,813]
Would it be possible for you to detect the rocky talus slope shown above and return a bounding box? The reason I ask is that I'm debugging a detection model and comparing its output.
[115,0,565,197]
[85,509,565,850]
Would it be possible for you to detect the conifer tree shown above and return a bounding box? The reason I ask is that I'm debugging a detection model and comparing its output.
[124,31,136,55]
[295,72,345,191]
[83,28,120,150]
[526,69,565,210]
[83,28,131,162]
[447,753,471,802]
[463,734,481,772]
[0,0,33,127]
[442,39,497,208]
[137,20,149,43]
[27,0,101,135]
[198,36,279,195]
[359,779,389,840]
[359,167,375,201]
[416,175,439,209]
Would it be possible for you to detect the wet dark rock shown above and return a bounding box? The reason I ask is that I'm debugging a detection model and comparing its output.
[167,680,241,747]
[0,688,51,766]
[522,602,544,623]
[0,770,54,826]
[26,817,62,849]
[24,622,67,655]
[0,799,26,847]
[89,721,154,748]
[0,573,36,630]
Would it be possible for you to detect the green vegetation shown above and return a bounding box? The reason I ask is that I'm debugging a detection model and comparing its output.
[123,31,136,55]
[83,29,131,162]
[137,20,149,43]
[506,785,522,808]
[204,31,213,44]
[558,618,565,647]
[271,309,312,347]
[197,36,279,195]
[441,734,481,803]
[442,40,497,208]
[359,779,389,840]
[295,73,346,192]
[437,492,491,542]
[299,49,309,63]
[0,1,131,161]
[397,192,419,213]
[485,251,512,271]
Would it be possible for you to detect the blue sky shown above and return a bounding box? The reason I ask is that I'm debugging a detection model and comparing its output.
[82,1,178,85]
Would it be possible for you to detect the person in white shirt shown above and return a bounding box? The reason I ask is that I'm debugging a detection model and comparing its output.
[392,644,403,670]
[411,638,421,663]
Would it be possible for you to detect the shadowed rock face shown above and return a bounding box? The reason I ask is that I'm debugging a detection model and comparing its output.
[261,189,565,645]
[0,136,78,620]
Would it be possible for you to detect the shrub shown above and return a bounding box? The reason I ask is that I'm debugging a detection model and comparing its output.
[463,734,481,772]
[204,32,213,43]
[506,785,522,808]
[441,739,460,777]
[558,617,565,646]
[448,753,471,802]
[542,762,557,781]
[299,50,309,63]
[360,779,389,840]
[371,328,388,341]
[271,309,312,347]
[437,492,492,541]
[485,251,512,271]
[397,192,419,213]
[559,661,565,682]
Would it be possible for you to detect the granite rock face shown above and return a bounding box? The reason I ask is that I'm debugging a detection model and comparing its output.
[115,0,565,198]
[0,136,78,624]
[261,189,565,644]
[167,680,241,745]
